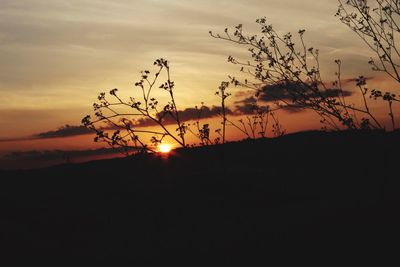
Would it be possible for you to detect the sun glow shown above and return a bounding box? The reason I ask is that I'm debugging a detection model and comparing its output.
[158,143,172,153]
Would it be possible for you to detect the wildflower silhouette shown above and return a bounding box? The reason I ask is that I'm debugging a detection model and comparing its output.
[82,59,186,154]
[210,14,398,131]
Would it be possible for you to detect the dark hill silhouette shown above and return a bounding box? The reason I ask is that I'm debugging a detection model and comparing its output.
[1,130,399,265]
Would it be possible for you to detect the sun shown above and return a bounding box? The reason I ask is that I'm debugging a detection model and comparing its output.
[158,143,172,153]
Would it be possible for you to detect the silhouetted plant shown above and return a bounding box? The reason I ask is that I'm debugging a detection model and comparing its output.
[336,0,400,83]
[232,105,282,139]
[216,81,231,143]
[82,58,186,154]
[336,0,400,130]
[214,80,283,140]
[270,111,286,137]
[210,18,395,131]
[370,88,399,129]
[214,128,222,144]
[187,103,213,146]
[237,116,259,139]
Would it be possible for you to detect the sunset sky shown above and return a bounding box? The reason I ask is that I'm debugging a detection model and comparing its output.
[0,0,398,167]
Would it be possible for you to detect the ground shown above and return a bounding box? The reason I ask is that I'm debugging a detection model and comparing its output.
[1,130,399,265]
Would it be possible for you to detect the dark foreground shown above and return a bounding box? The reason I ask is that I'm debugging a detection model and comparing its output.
[1,130,400,265]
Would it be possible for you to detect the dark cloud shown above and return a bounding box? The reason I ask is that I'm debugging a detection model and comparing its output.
[131,106,234,128]
[233,82,353,113]
[258,82,353,102]
[342,76,374,85]
[234,90,254,98]
[234,96,258,115]
[34,125,92,139]
[279,104,307,113]
[29,106,233,139]
[25,81,353,139]
[0,124,93,141]
[317,88,353,98]
[234,96,305,114]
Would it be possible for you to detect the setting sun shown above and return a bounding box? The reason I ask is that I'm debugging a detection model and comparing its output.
[158,144,172,153]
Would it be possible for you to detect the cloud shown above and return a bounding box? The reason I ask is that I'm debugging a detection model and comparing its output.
[0,124,92,141]
[233,81,353,113]
[233,96,305,114]
[27,105,233,139]
[29,81,354,140]
[128,105,234,127]
[258,82,353,102]
[233,96,259,114]
[34,125,92,139]
[342,76,374,86]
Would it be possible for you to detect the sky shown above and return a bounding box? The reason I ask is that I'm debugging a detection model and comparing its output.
[0,0,398,167]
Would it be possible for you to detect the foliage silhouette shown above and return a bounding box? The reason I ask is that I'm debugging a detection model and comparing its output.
[82,59,187,154]
[215,81,286,140]
[336,0,400,130]
[228,105,285,139]
[210,16,398,131]
[186,103,214,146]
[216,81,231,144]
[336,0,400,83]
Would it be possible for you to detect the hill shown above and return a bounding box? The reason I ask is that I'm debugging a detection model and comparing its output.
[1,130,399,264]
